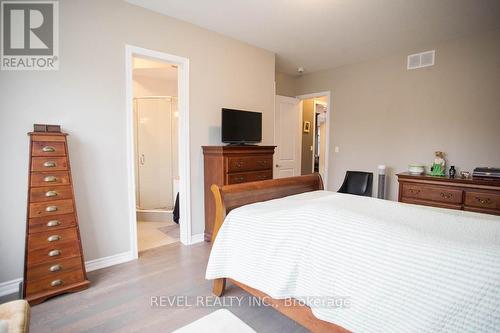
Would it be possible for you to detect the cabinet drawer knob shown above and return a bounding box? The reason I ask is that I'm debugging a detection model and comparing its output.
[49,264,62,272]
[48,249,61,257]
[46,220,61,227]
[45,205,58,212]
[51,279,63,287]
[45,190,58,197]
[42,146,56,152]
[475,197,491,205]
[48,235,61,242]
[44,176,57,183]
[43,161,56,167]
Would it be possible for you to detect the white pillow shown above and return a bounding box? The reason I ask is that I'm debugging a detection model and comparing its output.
[0,320,8,333]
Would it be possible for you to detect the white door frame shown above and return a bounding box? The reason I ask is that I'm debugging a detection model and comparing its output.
[296,91,331,189]
[125,45,192,258]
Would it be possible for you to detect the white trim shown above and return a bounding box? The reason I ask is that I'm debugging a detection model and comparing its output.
[296,91,332,189]
[125,45,193,255]
[0,252,136,297]
[85,251,135,272]
[0,278,22,297]
[190,233,205,244]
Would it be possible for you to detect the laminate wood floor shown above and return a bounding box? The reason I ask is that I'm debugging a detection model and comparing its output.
[29,242,308,333]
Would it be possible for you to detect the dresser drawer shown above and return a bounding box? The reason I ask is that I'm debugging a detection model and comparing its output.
[464,191,500,210]
[31,157,68,172]
[30,185,73,203]
[402,183,463,204]
[25,270,85,295]
[32,141,66,157]
[28,214,77,234]
[227,156,273,173]
[28,228,79,250]
[29,199,74,218]
[27,256,83,282]
[227,170,273,184]
[30,171,71,187]
[27,240,82,265]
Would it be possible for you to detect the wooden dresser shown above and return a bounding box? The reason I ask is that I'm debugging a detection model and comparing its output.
[202,145,276,241]
[397,172,500,216]
[24,131,90,305]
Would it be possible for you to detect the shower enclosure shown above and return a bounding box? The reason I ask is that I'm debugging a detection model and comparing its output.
[134,96,178,213]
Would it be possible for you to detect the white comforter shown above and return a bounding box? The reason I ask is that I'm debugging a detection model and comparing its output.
[206,191,500,333]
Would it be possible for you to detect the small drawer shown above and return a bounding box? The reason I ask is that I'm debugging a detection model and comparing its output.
[28,228,79,250]
[29,199,74,218]
[465,191,500,210]
[402,183,463,204]
[28,214,77,234]
[227,170,273,184]
[32,141,66,157]
[25,269,85,295]
[27,256,83,282]
[30,186,73,203]
[227,156,273,173]
[31,157,68,172]
[30,171,71,187]
[27,240,82,265]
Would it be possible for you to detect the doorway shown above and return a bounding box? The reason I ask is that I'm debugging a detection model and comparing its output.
[274,92,331,188]
[125,46,192,259]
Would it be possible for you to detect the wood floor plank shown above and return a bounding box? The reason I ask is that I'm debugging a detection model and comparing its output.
[28,242,308,332]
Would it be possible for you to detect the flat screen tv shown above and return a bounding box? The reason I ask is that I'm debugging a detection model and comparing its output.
[221,108,262,144]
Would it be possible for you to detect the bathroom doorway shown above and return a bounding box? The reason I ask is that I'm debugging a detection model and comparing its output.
[132,55,180,252]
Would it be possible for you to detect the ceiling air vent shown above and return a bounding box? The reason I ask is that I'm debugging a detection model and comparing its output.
[407,50,435,70]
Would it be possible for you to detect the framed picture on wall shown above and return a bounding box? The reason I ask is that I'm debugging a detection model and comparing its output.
[303,121,311,133]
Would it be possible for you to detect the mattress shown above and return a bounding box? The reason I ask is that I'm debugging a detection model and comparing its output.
[206,190,500,333]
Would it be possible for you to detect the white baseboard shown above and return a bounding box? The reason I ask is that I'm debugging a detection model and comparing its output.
[0,251,136,297]
[85,251,136,272]
[190,233,205,244]
[0,278,22,298]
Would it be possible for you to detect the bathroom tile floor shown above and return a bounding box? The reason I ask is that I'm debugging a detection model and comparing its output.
[137,221,179,252]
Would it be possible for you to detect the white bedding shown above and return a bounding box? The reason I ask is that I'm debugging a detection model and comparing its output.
[206,190,500,333]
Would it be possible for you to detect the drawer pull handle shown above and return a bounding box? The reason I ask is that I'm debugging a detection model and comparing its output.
[51,279,63,287]
[235,161,244,168]
[43,161,56,167]
[409,189,420,194]
[48,235,61,242]
[440,192,453,199]
[47,220,60,227]
[257,160,268,166]
[475,197,491,205]
[49,264,62,272]
[256,175,267,180]
[44,176,57,182]
[48,249,61,257]
[234,176,245,182]
[45,205,58,212]
[45,190,58,197]
[42,146,56,152]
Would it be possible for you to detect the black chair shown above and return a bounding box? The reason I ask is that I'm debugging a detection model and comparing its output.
[338,171,373,197]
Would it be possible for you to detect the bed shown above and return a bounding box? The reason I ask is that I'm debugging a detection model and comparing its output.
[205,174,500,333]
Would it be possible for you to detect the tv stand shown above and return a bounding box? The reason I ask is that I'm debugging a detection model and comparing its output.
[202,145,276,241]
[225,142,258,146]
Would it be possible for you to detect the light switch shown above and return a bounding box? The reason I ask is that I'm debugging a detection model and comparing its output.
[334,146,339,153]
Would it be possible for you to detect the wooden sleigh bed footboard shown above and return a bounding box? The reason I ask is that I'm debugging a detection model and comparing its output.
[209,173,350,333]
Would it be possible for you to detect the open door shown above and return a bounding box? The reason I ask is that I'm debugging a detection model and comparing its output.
[274,95,301,178]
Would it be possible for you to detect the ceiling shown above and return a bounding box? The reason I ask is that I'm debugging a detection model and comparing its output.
[133,56,178,80]
[126,0,500,75]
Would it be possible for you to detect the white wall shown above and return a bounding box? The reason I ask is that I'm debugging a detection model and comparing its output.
[0,0,275,284]
[294,29,500,199]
